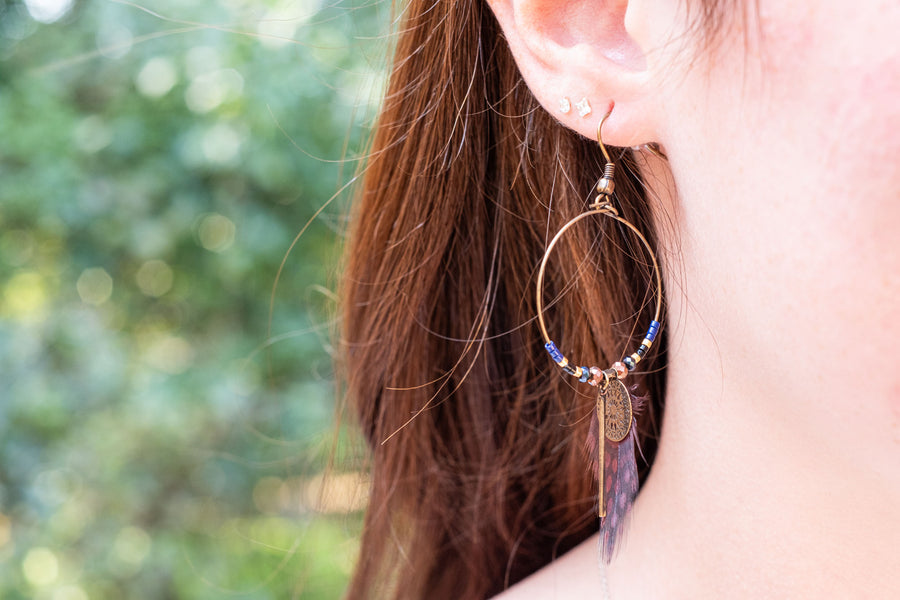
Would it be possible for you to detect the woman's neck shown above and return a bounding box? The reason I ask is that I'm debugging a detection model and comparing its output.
[572,148,900,597]
[600,267,900,599]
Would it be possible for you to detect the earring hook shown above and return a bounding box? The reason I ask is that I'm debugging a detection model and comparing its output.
[592,102,616,207]
[596,102,614,164]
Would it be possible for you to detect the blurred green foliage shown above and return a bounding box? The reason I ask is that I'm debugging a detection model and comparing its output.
[0,0,388,597]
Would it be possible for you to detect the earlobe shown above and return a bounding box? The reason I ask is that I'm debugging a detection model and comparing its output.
[487,0,661,146]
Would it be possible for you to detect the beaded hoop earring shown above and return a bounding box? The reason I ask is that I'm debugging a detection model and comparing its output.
[535,105,663,562]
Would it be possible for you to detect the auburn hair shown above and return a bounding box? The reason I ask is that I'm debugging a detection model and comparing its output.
[331,0,727,597]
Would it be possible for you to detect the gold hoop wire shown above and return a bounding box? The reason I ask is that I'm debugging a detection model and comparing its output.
[535,107,663,385]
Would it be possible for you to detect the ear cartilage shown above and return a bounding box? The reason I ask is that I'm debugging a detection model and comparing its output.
[559,97,572,114]
[575,97,592,117]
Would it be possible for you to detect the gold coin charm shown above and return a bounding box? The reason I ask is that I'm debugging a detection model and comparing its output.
[603,379,632,442]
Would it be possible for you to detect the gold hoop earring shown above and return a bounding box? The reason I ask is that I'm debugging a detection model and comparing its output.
[534,104,663,562]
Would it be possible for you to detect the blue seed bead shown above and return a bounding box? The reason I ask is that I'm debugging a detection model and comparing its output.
[623,356,636,370]
[646,321,661,342]
[579,367,590,383]
[636,345,648,357]
[563,364,578,376]
[544,341,564,362]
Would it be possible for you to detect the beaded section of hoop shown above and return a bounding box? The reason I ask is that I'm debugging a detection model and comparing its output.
[542,319,661,384]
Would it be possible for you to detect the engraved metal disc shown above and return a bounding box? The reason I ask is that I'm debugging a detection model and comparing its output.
[603,379,632,442]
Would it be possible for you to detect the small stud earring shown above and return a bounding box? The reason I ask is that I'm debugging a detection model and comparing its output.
[559,97,572,114]
[575,97,592,118]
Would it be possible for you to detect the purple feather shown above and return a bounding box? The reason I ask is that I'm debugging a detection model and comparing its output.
[585,405,603,483]
[599,422,638,562]
[583,384,646,562]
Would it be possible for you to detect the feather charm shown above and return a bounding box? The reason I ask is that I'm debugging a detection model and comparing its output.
[585,380,644,563]
[599,421,638,561]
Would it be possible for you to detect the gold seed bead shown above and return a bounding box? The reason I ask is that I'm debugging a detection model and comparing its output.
[596,178,615,196]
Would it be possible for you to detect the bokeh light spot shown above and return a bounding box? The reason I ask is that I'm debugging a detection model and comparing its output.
[184,45,220,79]
[135,57,178,98]
[201,123,243,165]
[33,468,81,508]
[135,260,174,297]
[252,477,287,515]
[23,0,74,24]
[184,69,244,114]
[256,0,323,48]
[1,230,36,267]
[198,213,236,252]
[22,547,59,586]
[3,271,47,320]
[145,335,195,374]
[300,472,369,514]
[76,267,113,305]
[113,526,151,567]
[0,513,11,548]
[73,115,113,154]
[53,585,88,600]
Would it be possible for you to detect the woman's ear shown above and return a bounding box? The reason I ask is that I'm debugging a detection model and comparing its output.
[487,0,670,146]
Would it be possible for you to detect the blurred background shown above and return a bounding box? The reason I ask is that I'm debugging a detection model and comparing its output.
[0,0,388,597]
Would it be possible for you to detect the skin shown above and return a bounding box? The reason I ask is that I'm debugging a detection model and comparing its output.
[489,0,900,597]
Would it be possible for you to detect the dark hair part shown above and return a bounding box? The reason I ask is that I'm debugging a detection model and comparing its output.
[336,1,688,597]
